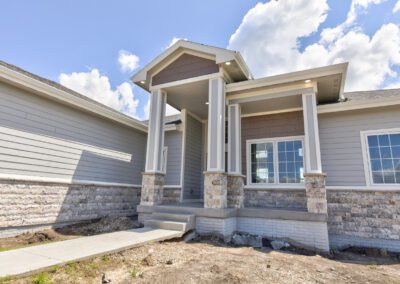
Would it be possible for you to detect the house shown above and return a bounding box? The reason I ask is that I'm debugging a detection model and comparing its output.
[0,41,399,252]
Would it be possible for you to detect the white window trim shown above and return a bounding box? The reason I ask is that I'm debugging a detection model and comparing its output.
[246,135,306,187]
[360,128,400,188]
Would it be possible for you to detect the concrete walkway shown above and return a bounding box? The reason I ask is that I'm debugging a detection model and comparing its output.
[0,227,182,278]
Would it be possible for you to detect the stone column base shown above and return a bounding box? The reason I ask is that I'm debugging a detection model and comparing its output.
[227,174,245,208]
[140,172,165,206]
[204,172,227,208]
[304,173,327,214]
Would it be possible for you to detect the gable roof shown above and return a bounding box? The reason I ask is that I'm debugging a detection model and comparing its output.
[131,40,252,90]
[318,88,400,113]
[0,60,148,132]
[343,88,400,102]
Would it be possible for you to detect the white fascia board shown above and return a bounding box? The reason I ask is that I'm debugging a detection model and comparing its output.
[131,40,252,85]
[0,65,148,133]
[227,63,348,93]
[317,96,400,114]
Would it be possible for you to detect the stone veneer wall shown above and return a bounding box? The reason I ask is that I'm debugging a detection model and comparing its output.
[244,189,307,210]
[162,187,181,204]
[327,190,400,250]
[0,180,140,237]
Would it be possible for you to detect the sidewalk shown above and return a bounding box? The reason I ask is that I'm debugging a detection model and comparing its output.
[0,227,182,278]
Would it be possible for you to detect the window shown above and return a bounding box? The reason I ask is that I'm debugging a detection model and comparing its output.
[250,142,274,184]
[247,137,304,185]
[365,131,400,184]
[278,140,304,183]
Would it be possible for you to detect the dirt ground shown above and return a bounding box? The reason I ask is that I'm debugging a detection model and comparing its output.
[3,236,400,284]
[0,216,139,252]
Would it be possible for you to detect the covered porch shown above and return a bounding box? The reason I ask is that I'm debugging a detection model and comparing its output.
[130,40,347,252]
[137,70,346,215]
[131,41,347,214]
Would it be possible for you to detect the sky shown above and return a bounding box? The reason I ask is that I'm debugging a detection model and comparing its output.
[1,0,400,120]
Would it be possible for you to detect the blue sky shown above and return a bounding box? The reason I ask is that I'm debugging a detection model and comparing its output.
[1,0,400,119]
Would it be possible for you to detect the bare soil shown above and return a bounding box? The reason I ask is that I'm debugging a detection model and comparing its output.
[0,216,139,252]
[3,236,400,284]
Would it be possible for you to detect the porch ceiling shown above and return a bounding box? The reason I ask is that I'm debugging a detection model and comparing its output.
[164,79,209,119]
[240,95,303,115]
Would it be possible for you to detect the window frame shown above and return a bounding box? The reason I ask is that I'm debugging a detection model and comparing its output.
[361,128,400,187]
[246,135,306,188]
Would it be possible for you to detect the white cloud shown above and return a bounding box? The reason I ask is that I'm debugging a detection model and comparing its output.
[394,0,400,12]
[228,0,400,91]
[59,69,139,118]
[143,99,180,120]
[166,37,188,49]
[118,50,139,72]
[320,0,386,44]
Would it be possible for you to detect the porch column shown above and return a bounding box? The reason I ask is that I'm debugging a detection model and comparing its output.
[302,92,327,214]
[227,104,244,208]
[141,89,166,206]
[204,77,227,208]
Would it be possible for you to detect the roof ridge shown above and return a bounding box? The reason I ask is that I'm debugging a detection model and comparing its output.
[344,88,400,94]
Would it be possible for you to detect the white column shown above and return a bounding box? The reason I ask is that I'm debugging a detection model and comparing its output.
[207,77,226,172]
[145,89,167,173]
[302,92,322,173]
[228,104,241,175]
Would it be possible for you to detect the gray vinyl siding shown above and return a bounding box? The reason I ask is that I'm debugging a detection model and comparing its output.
[164,130,183,185]
[319,106,400,186]
[0,82,146,184]
[183,114,203,199]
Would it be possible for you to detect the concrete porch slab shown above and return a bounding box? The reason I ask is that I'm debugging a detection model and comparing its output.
[0,227,182,278]
[138,204,327,222]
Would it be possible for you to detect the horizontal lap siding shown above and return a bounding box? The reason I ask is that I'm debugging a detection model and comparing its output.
[0,82,146,184]
[319,106,400,186]
[183,114,203,199]
[164,131,182,185]
[241,111,305,177]
[152,54,219,86]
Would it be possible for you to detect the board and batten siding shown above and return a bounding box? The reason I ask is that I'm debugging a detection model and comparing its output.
[164,130,183,186]
[241,111,305,178]
[319,106,400,186]
[0,81,146,185]
[183,113,203,200]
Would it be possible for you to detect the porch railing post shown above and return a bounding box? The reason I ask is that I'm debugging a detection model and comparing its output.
[302,91,327,214]
[141,89,166,206]
[204,77,228,209]
[227,104,244,208]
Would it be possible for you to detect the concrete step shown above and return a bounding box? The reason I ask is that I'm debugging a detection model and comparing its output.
[144,219,189,232]
[152,212,195,223]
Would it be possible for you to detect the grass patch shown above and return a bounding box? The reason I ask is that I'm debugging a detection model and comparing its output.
[130,266,138,278]
[0,276,12,284]
[32,272,53,284]
[101,255,110,262]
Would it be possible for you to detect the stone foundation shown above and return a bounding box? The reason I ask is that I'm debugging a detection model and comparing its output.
[162,187,181,204]
[140,172,164,206]
[244,189,307,209]
[227,175,244,208]
[0,180,140,237]
[304,173,327,214]
[204,172,227,208]
[327,189,400,251]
